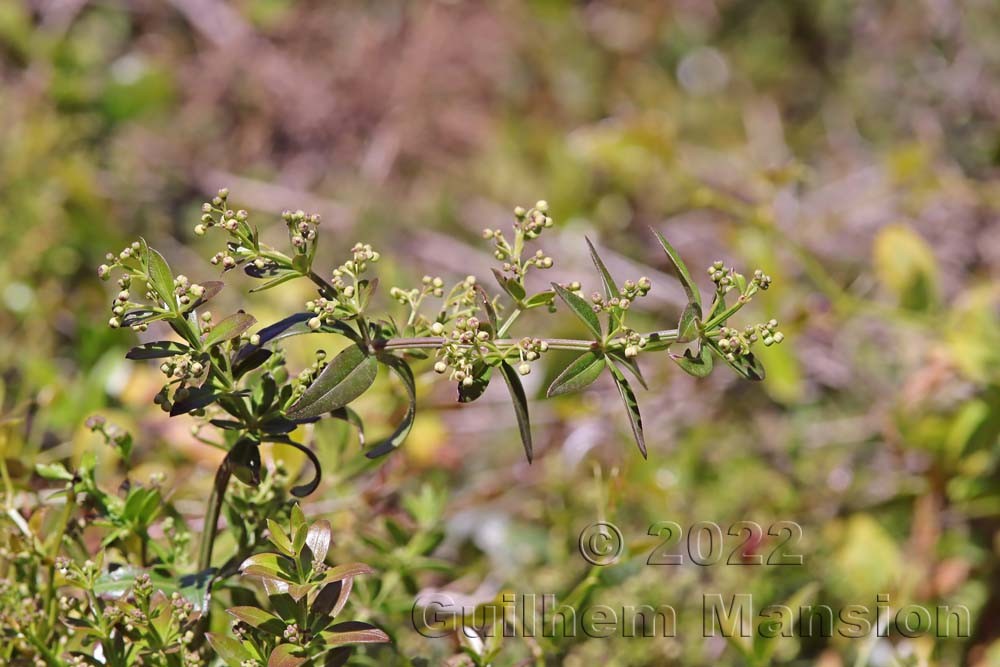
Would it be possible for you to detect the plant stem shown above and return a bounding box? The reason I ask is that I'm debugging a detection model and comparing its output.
[198,459,233,572]
[375,327,685,354]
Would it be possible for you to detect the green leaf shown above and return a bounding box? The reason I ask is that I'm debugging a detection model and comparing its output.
[704,339,765,381]
[651,228,701,312]
[607,362,646,458]
[873,223,939,311]
[607,349,648,389]
[267,644,306,667]
[546,351,606,397]
[473,284,498,329]
[95,567,214,613]
[287,345,377,420]
[305,520,332,563]
[145,245,176,309]
[670,343,714,378]
[319,562,376,585]
[585,237,620,301]
[491,268,526,302]
[169,386,219,416]
[498,362,533,463]
[523,290,555,309]
[35,462,74,482]
[551,282,602,341]
[267,519,294,556]
[207,634,254,667]
[365,355,416,458]
[203,311,257,348]
[321,621,391,647]
[228,606,286,635]
[125,341,189,360]
[249,269,302,293]
[457,361,492,403]
[677,302,701,343]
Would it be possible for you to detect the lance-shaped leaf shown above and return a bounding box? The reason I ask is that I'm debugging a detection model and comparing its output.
[321,621,390,647]
[126,340,189,360]
[229,438,262,487]
[473,284,498,329]
[313,578,352,619]
[607,349,648,389]
[551,282,602,341]
[206,634,254,667]
[457,361,492,403]
[228,606,286,635]
[498,361,533,463]
[651,228,701,312]
[491,268,526,302]
[287,345,377,420]
[608,362,646,458]
[364,355,416,458]
[144,245,176,309]
[170,386,219,416]
[671,343,714,378]
[547,351,606,397]
[318,562,376,585]
[586,237,622,330]
[204,311,257,348]
[233,347,273,378]
[704,339,766,381]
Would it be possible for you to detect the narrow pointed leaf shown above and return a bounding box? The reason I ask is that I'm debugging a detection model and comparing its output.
[184,280,224,311]
[607,362,646,458]
[321,621,391,646]
[287,345,377,420]
[607,349,648,389]
[551,283,602,341]
[671,343,714,378]
[586,238,620,300]
[651,228,701,312]
[474,284,498,329]
[126,341,189,360]
[145,246,176,308]
[228,606,285,635]
[546,351,606,397]
[365,355,416,458]
[204,312,257,348]
[320,562,376,585]
[169,386,219,416]
[206,634,253,666]
[491,268,526,302]
[313,578,352,619]
[305,520,332,563]
[498,361,533,462]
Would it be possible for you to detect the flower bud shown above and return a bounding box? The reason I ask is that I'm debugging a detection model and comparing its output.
[308,317,322,330]
[431,322,444,335]
[518,362,531,376]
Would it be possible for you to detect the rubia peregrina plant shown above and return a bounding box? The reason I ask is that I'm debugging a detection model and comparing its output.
[207,505,388,667]
[98,188,784,569]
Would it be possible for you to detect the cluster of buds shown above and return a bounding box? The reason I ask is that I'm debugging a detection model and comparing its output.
[172,275,206,307]
[194,188,248,236]
[210,249,238,270]
[283,623,303,644]
[513,337,549,375]
[97,240,143,279]
[717,319,784,361]
[168,591,197,624]
[292,350,328,398]
[306,297,344,330]
[390,275,445,306]
[751,269,772,290]
[513,200,553,239]
[331,242,380,290]
[589,276,652,313]
[433,317,492,384]
[619,329,648,358]
[158,353,205,381]
[708,261,736,293]
[281,208,320,253]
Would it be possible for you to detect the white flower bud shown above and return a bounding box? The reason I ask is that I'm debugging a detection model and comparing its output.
[433,361,447,373]
[518,362,531,376]
[308,317,322,330]
[430,322,444,335]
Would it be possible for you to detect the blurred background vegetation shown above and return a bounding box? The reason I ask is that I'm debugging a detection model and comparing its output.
[2,0,1000,665]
